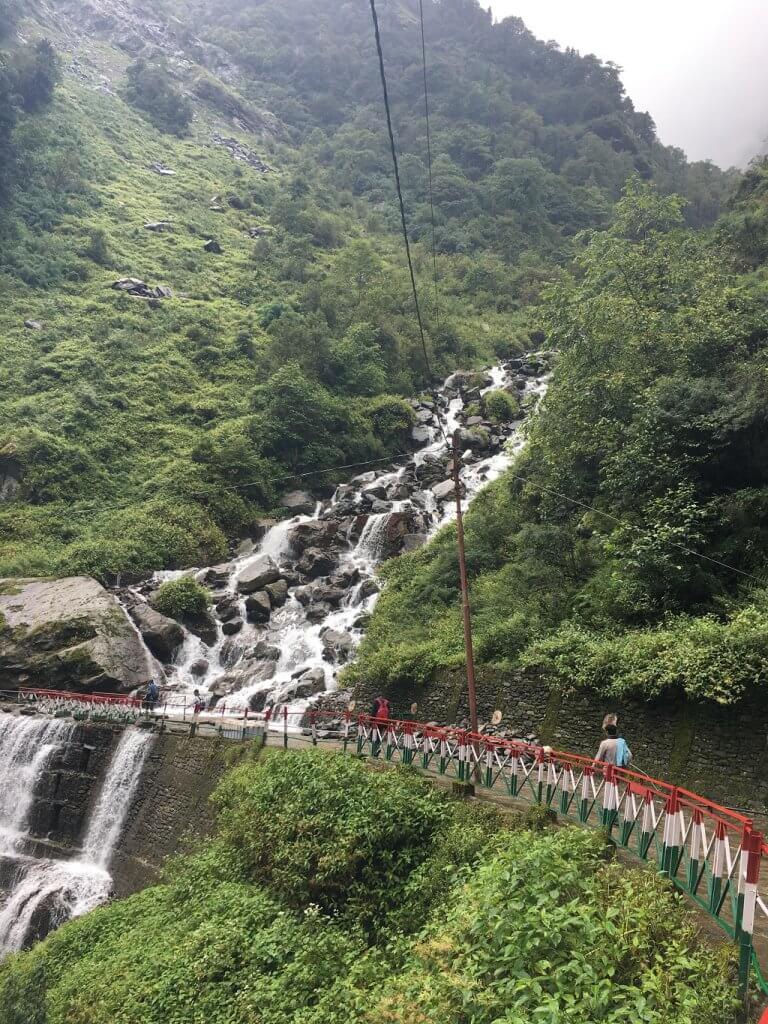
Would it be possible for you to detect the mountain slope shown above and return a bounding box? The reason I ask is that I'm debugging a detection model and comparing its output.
[0,0,736,580]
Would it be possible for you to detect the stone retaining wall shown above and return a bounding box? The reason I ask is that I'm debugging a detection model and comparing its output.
[368,668,768,814]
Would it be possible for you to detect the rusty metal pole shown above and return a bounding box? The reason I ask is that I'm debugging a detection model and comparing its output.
[452,430,479,737]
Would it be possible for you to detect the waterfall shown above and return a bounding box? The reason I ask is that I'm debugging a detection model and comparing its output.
[0,727,154,957]
[82,729,153,867]
[0,716,75,854]
[355,513,389,563]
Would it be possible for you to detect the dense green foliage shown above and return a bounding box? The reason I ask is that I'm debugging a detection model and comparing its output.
[151,575,211,618]
[352,177,768,704]
[0,0,736,579]
[0,749,739,1022]
[124,58,194,136]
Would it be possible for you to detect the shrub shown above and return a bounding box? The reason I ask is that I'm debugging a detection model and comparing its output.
[124,58,193,135]
[151,575,210,619]
[482,387,519,422]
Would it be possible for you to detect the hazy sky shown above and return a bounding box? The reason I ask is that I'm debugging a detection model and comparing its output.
[481,1,768,168]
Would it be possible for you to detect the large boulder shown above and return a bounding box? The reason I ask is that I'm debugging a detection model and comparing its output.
[286,520,339,556]
[296,548,336,580]
[0,576,154,693]
[128,603,185,662]
[245,591,272,623]
[280,490,315,515]
[236,555,281,594]
[321,628,355,664]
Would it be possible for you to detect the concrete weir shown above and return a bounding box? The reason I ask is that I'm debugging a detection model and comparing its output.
[0,712,230,954]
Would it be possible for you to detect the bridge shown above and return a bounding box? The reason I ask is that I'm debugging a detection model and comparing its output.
[6,686,768,1006]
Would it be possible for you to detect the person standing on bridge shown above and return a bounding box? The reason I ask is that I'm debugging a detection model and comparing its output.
[595,723,632,767]
[143,678,159,713]
[193,689,207,715]
[372,696,390,722]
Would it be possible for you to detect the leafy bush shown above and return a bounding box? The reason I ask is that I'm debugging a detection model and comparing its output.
[482,388,519,422]
[124,58,193,135]
[151,576,210,620]
[0,753,739,1023]
[212,749,453,928]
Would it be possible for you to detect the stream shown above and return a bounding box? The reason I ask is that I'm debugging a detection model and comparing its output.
[124,355,552,727]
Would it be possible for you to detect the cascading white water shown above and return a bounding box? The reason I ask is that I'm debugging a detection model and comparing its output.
[0,727,154,957]
[82,729,154,867]
[127,357,552,718]
[0,716,75,854]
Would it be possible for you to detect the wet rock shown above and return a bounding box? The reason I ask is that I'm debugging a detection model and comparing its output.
[281,489,315,515]
[432,478,457,501]
[183,611,218,648]
[321,629,355,664]
[370,499,392,514]
[330,566,361,588]
[222,617,244,636]
[252,518,277,541]
[208,672,243,697]
[286,520,339,555]
[296,548,337,580]
[219,639,244,668]
[0,576,154,693]
[214,595,240,622]
[190,659,209,677]
[295,583,345,608]
[265,579,288,608]
[305,602,332,624]
[281,667,326,699]
[244,591,271,623]
[388,482,411,501]
[128,603,185,662]
[357,579,380,601]
[237,555,281,594]
[411,425,431,445]
[199,562,233,588]
[455,427,490,451]
[362,483,387,501]
[251,641,280,662]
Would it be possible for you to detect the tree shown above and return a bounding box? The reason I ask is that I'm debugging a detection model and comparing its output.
[125,58,193,135]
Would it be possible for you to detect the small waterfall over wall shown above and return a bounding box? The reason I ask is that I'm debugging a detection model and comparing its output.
[0,716,75,854]
[0,726,154,957]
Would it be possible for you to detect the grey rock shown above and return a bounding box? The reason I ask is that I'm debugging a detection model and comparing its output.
[237,555,281,594]
[296,548,336,580]
[215,595,240,622]
[286,520,339,555]
[150,162,175,176]
[244,591,271,623]
[321,629,355,664]
[281,489,315,515]
[0,576,154,693]
[251,641,280,662]
[144,221,173,232]
[203,238,223,254]
[201,562,233,588]
[222,617,244,636]
[411,425,431,445]
[432,478,457,501]
[190,658,209,677]
[24,319,43,331]
[182,611,218,648]
[264,579,288,608]
[357,579,380,601]
[128,603,185,662]
[306,602,333,624]
[219,639,244,668]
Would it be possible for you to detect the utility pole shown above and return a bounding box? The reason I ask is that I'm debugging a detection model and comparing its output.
[451,429,479,736]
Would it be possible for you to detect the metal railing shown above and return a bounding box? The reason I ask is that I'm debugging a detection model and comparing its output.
[5,689,767,999]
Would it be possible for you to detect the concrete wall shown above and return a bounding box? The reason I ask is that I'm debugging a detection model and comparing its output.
[373,668,768,815]
[109,732,232,897]
[22,721,234,894]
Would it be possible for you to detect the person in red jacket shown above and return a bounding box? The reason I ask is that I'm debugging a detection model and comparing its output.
[371,695,391,721]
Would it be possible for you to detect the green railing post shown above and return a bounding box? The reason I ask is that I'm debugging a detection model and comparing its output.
[738,830,762,1003]
[660,789,682,878]
[578,765,592,823]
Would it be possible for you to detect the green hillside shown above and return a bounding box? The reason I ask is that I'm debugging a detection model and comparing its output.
[0,749,740,1023]
[0,0,735,579]
[350,172,768,705]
